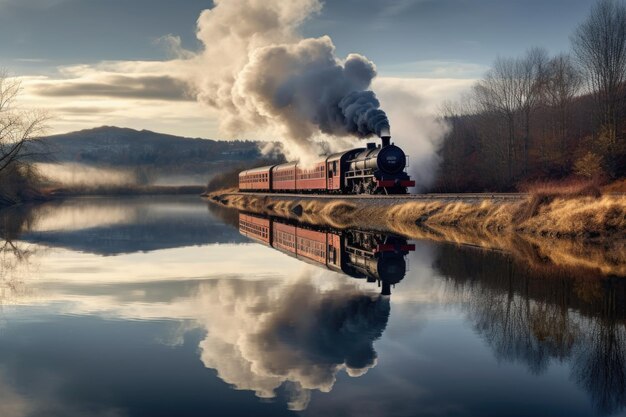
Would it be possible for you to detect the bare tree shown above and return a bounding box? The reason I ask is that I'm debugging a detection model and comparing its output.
[516,47,549,174]
[474,56,520,182]
[544,54,582,166]
[0,71,47,174]
[571,0,626,141]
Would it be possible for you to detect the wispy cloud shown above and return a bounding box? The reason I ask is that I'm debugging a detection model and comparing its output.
[0,0,69,10]
[33,74,194,101]
[14,60,217,137]
[12,58,48,63]
[12,49,477,139]
[379,60,488,79]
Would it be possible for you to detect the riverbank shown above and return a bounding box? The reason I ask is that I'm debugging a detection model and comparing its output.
[206,190,626,275]
[207,190,625,239]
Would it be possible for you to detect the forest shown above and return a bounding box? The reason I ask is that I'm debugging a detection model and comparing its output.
[434,0,626,192]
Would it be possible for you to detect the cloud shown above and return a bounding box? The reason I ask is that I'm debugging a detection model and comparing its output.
[54,106,116,114]
[0,0,69,10]
[15,65,217,137]
[32,74,194,101]
[9,1,479,143]
[380,60,488,79]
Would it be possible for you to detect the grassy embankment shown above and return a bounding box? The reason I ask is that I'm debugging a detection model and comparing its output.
[206,181,626,276]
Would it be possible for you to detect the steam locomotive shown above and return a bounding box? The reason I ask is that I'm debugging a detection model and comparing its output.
[239,212,415,295]
[239,135,415,195]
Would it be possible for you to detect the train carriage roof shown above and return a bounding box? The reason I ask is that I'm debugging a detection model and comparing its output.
[241,165,276,175]
[271,147,368,170]
[326,148,366,162]
[272,161,298,171]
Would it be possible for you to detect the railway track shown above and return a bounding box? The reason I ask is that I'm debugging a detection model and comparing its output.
[227,192,625,201]
[231,192,530,200]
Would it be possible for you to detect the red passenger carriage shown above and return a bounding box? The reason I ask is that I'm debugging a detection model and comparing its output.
[238,166,272,191]
[271,162,297,192]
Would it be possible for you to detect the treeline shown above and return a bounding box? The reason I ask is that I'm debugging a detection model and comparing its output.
[435,0,626,192]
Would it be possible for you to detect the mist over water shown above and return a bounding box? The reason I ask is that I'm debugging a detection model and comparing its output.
[35,163,137,187]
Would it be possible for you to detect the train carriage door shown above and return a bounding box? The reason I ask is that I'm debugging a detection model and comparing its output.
[327,161,333,189]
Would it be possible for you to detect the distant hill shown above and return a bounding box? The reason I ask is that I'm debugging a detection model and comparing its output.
[32,126,262,166]
[30,126,278,185]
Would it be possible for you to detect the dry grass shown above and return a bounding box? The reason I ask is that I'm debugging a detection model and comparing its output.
[516,195,626,238]
[603,178,626,193]
[208,190,625,239]
[519,178,602,198]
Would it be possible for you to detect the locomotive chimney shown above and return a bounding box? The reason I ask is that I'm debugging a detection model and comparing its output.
[379,127,391,147]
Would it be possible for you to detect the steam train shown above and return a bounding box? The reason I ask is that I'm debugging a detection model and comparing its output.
[239,212,415,295]
[239,135,415,195]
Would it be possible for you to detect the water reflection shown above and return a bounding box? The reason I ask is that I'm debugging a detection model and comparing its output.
[5,196,246,255]
[0,197,624,416]
[0,209,38,307]
[436,244,626,415]
[196,277,389,410]
[239,212,415,295]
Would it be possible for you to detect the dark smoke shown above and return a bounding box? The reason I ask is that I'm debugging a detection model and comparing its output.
[338,91,390,137]
[265,47,391,139]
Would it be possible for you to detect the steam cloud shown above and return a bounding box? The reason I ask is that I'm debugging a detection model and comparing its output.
[374,81,451,191]
[191,0,390,158]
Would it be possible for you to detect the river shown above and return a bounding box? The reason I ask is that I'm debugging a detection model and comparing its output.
[0,196,624,417]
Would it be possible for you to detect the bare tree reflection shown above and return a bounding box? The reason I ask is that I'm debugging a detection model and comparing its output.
[572,280,626,415]
[0,206,36,306]
[436,243,626,415]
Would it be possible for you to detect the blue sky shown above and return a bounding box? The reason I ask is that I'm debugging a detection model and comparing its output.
[0,0,597,136]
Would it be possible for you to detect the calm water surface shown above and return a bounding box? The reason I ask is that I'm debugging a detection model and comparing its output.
[0,196,624,417]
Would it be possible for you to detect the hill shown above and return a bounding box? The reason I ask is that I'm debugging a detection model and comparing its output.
[30,126,273,185]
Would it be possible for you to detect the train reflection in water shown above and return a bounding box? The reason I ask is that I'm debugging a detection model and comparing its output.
[239,212,415,295]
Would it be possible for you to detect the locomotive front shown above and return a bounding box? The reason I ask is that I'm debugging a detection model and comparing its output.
[345,135,415,194]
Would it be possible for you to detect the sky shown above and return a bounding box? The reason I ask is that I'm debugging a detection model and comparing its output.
[0,0,596,138]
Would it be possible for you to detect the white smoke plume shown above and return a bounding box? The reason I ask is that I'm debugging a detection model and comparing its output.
[374,80,451,191]
[190,0,390,160]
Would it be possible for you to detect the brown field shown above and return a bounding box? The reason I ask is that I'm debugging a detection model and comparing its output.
[206,190,626,276]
